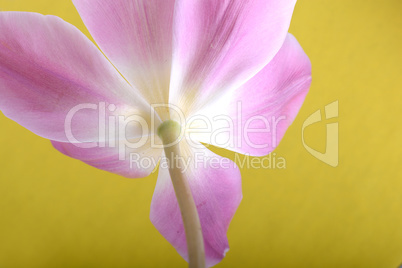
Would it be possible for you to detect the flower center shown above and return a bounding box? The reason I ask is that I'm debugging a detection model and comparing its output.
[157,120,182,146]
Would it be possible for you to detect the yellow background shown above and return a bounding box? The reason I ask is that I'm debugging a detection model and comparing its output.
[1,0,401,267]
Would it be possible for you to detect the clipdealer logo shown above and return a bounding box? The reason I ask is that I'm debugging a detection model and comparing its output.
[302,101,339,167]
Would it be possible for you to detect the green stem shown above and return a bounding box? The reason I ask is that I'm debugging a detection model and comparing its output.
[158,120,206,268]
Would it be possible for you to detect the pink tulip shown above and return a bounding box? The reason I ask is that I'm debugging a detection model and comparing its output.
[0,1,311,267]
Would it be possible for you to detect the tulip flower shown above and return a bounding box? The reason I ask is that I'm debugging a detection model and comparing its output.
[0,0,311,267]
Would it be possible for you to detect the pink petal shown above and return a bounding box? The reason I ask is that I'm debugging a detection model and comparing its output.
[169,0,297,116]
[150,140,242,267]
[0,12,152,143]
[52,138,162,178]
[72,0,175,109]
[189,34,312,156]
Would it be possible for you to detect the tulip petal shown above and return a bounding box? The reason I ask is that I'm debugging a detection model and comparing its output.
[52,137,162,178]
[150,140,242,267]
[0,12,153,143]
[188,34,312,156]
[73,0,175,110]
[169,0,297,117]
